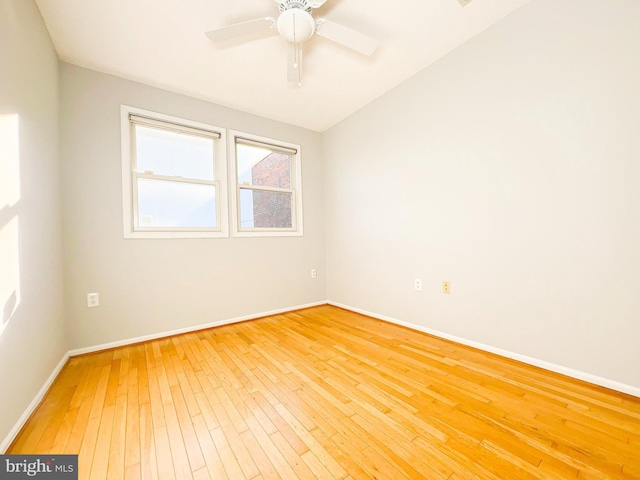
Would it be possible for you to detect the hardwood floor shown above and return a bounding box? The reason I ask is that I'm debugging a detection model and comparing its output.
[8,305,640,479]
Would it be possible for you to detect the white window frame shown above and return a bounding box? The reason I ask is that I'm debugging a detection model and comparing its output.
[121,105,228,238]
[229,130,303,237]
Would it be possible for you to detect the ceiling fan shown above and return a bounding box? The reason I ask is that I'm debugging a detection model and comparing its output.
[205,0,378,86]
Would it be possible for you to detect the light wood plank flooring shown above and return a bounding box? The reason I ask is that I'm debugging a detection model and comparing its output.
[8,305,640,479]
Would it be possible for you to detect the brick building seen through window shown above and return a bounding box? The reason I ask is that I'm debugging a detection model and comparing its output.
[250,152,292,228]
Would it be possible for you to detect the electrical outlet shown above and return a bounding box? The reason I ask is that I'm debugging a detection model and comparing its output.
[442,281,451,294]
[414,278,422,292]
[87,292,100,307]
[311,269,317,279]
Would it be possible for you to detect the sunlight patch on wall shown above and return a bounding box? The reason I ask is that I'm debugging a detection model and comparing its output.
[0,114,21,336]
[0,217,20,336]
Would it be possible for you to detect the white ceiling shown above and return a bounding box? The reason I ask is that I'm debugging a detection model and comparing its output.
[35,0,531,132]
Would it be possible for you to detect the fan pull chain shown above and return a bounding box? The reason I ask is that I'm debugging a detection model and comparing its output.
[290,12,302,86]
[292,13,298,68]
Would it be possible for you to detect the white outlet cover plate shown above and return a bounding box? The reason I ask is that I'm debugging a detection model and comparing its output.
[87,292,100,307]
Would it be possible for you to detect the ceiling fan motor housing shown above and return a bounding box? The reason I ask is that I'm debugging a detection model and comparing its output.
[278,0,313,14]
[277,1,316,43]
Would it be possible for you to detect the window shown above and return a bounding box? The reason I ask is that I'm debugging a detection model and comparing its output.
[121,106,227,238]
[229,131,303,236]
[121,108,303,239]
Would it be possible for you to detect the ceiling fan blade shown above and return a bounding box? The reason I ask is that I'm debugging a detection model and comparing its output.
[315,19,377,56]
[287,42,304,85]
[205,18,274,43]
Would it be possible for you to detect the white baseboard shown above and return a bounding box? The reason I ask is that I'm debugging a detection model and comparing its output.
[68,301,327,357]
[328,301,640,399]
[1,352,70,453]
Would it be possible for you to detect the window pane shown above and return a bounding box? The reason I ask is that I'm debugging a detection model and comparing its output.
[239,189,292,229]
[137,178,217,228]
[236,144,291,188]
[135,125,214,180]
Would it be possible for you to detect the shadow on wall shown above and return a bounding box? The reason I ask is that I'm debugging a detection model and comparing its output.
[0,114,22,337]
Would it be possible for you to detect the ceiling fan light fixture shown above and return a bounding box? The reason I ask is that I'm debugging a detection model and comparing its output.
[277,9,315,43]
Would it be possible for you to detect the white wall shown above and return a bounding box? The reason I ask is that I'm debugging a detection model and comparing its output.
[60,64,326,350]
[324,0,640,388]
[0,0,67,445]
